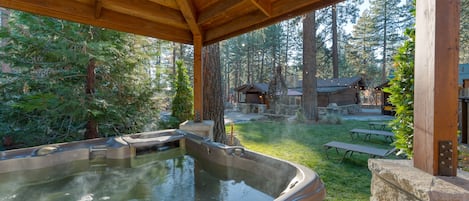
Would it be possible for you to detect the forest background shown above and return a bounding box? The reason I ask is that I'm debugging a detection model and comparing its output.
[0,0,468,148]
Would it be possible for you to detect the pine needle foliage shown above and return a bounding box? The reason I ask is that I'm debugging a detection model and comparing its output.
[171,60,193,123]
[0,11,159,147]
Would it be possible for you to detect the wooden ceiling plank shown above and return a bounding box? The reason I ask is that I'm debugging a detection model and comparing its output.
[205,10,265,45]
[0,0,193,44]
[193,0,219,11]
[250,0,272,17]
[76,0,95,6]
[100,9,193,43]
[272,0,343,17]
[101,0,188,30]
[175,0,202,36]
[200,4,258,32]
[148,0,179,10]
[204,0,340,44]
[1,0,345,45]
[94,0,102,19]
[197,0,245,25]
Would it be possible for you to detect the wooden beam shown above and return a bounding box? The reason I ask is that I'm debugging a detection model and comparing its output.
[204,0,341,45]
[193,0,219,11]
[250,0,272,17]
[148,0,180,10]
[272,0,335,15]
[205,10,265,45]
[198,0,244,25]
[193,34,204,121]
[0,0,193,44]
[94,0,102,19]
[99,9,192,43]
[101,0,188,30]
[176,0,202,36]
[414,0,460,176]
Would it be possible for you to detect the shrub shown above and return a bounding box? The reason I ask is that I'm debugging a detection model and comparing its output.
[319,114,343,124]
[295,108,306,123]
[158,115,181,129]
[384,28,415,157]
[171,61,193,123]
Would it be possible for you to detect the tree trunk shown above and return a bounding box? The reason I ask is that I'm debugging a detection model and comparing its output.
[85,58,98,139]
[332,4,339,78]
[0,8,10,42]
[259,49,265,82]
[1,9,11,73]
[234,60,240,100]
[285,21,290,82]
[247,34,252,83]
[202,43,227,144]
[172,42,177,71]
[225,63,230,102]
[302,12,319,121]
[179,43,184,61]
[381,1,388,82]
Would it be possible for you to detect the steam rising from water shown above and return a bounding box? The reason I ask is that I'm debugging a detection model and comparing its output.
[0,152,272,201]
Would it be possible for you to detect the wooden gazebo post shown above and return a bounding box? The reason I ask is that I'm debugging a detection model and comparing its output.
[193,34,203,122]
[414,0,460,176]
[175,0,204,122]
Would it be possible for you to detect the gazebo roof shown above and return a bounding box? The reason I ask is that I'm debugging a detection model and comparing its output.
[0,0,342,45]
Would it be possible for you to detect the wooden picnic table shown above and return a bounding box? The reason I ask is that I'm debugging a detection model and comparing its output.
[368,122,389,130]
[349,128,394,142]
[324,141,395,162]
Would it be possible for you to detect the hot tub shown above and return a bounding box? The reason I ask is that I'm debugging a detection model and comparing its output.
[0,129,325,200]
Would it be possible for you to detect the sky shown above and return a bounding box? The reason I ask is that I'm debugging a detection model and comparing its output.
[344,0,370,34]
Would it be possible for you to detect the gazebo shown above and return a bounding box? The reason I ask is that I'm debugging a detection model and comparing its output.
[0,0,464,199]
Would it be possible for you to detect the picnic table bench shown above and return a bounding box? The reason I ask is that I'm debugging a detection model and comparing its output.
[324,141,396,162]
[349,128,394,142]
[368,122,389,130]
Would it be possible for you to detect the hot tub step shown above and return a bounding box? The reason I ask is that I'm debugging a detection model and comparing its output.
[89,145,107,160]
[89,160,108,171]
[90,145,107,152]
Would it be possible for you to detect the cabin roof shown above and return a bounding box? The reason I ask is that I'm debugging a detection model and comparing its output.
[234,83,269,93]
[316,76,365,88]
[236,76,365,95]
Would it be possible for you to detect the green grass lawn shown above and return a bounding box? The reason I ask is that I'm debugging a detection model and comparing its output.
[231,120,394,201]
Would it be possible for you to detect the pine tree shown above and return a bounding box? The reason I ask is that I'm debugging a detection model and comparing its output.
[302,12,319,121]
[369,0,414,82]
[0,11,158,147]
[203,43,226,143]
[171,60,193,123]
[346,9,380,85]
[331,0,363,78]
[384,1,415,158]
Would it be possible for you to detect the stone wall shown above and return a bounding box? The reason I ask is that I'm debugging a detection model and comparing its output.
[238,103,267,114]
[369,159,469,201]
[318,104,361,115]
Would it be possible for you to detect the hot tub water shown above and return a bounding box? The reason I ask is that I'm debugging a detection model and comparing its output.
[0,148,273,201]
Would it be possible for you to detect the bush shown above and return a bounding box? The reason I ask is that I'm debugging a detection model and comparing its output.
[319,114,343,124]
[171,61,193,123]
[295,108,306,123]
[158,115,181,129]
[384,28,415,158]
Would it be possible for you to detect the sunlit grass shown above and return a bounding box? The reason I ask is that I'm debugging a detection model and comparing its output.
[231,120,393,201]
